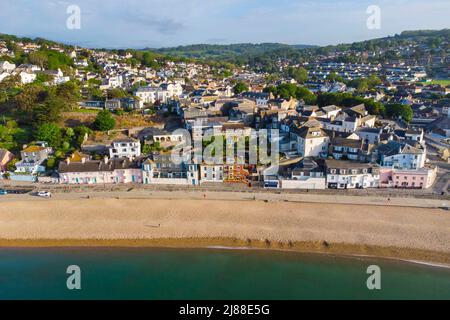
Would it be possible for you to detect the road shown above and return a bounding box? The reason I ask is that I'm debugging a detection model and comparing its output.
[1,187,449,210]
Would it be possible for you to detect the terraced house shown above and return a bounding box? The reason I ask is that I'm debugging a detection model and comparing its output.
[58,155,143,184]
[325,159,380,189]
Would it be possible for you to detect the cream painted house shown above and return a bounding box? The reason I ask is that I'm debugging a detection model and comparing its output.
[292,126,330,158]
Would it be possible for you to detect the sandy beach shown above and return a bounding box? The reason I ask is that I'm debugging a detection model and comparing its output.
[0,196,449,264]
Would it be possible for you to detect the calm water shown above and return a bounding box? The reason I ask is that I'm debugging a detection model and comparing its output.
[0,248,449,300]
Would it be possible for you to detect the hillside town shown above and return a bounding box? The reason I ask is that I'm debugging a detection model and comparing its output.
[0,32,449,194]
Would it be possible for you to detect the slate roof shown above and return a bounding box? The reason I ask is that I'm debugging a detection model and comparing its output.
[58,157,141,173]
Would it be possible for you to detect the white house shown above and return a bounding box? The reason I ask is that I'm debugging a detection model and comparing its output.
[0,61,16,73]
[280,158,326,190]
[135,83,183,107]
[377,141,426,170]
[292,126,329,158]
[135,86,159,106]
[319,105,341,119]
[142,153,199,186]
[200,164,224,183]
[109,138,141,159]
[325,159,380,189]
[19,71,36,84]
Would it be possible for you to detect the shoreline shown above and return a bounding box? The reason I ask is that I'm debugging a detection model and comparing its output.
[1,238,450,268]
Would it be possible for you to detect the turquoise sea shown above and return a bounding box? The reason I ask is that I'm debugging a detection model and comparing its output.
[0,248,449,300]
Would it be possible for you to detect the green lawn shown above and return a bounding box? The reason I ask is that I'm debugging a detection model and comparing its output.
[421,79,450,86]
[74,108,101,114]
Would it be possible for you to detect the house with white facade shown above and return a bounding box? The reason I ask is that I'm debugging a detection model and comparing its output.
[325,159,380,189]
[200,164,224,183]
[14,144,52,175]
[292,126,329,158]
[19,71,36,84]
[134,83,183,108]
[376,140,426,170]
[109,138,141,159]
[0,61,16,73]
[142,153,199,186]
[280,158,326,190]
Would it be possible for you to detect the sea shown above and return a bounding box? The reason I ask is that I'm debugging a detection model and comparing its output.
[0,247,449,300]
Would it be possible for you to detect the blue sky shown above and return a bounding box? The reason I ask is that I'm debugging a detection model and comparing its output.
[0,0,448,48]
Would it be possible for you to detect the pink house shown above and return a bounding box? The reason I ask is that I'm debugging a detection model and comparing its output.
[58,155,143,185]
[0,148,14,172]
[380,167,437,189]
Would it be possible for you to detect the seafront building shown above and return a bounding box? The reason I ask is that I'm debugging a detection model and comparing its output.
[54,102,437,190]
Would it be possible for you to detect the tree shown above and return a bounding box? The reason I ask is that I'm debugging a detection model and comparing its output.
[385,103,413,123]
[73,126,92,147]
[296,87,317,105]
[28,51,48,69]
[94,110,116,131]
[107,88,127,99]
[326,72,344,83]
[14,84,47,112]
[36,123,62,148]
[31,97,64,127]
[7,159,18,172]
[287,67,308,84]
[233,82,249,94]
[56,81,81,108]
[0,74,20,104]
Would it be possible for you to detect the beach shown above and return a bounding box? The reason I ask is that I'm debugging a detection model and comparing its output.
[0,193,449,265]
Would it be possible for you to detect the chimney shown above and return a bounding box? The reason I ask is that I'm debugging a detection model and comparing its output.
[103,156,109,164]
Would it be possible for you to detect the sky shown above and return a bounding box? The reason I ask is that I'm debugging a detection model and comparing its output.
[0,0,448,48]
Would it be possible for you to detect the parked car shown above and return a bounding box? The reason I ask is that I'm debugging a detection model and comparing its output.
[36,191,52,198]
[0,189,8,195]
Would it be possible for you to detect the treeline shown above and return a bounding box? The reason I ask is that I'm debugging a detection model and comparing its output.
[156,43,294,60]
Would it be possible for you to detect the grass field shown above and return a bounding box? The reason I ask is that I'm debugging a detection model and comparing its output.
[421,79,450,86]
